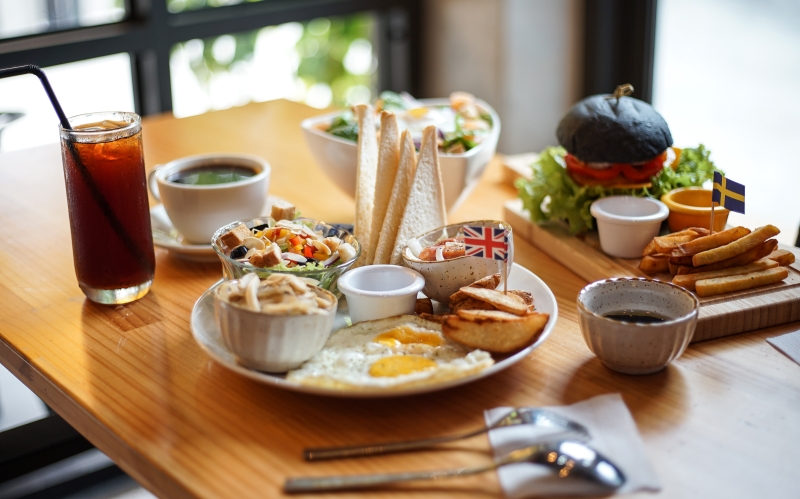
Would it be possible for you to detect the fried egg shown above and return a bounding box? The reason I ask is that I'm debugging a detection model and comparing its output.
[286,315,494,390]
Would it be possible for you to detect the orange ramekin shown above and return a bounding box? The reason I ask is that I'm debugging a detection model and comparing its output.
[660,187,729,232]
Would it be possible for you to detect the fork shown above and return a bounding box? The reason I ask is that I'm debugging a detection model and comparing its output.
[287,439,624,493]
[303,408,589,461]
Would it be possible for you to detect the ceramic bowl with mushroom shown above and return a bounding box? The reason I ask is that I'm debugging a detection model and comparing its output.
[214,273,338,372]
[401,221,513,303]
[211,217,360,293]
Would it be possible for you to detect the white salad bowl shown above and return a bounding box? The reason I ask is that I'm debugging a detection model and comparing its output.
[401,221,513,303]
[590,196,669,258]
[300,98,501,213]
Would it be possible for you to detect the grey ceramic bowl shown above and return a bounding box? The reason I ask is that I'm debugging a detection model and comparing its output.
[577,278,699,375]
[401,221,512,303]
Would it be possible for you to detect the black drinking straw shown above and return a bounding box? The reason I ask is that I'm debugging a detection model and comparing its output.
[0,65,151,279]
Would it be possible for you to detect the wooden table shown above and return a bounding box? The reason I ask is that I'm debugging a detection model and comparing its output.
[1,100,798,499]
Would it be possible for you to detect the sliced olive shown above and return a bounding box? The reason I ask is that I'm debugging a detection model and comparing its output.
[230,245,248,259]
[251,223,270,232]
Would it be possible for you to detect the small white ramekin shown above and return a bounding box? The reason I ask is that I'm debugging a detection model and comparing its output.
[337,265,425,324]
[577,278,699,375]
[590,196,669,258]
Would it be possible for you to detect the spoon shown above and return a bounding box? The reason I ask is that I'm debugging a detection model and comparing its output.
[286,440,625,493]
[304,408,589,461]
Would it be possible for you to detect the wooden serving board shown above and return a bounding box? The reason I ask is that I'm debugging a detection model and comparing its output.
[504,198,800,342]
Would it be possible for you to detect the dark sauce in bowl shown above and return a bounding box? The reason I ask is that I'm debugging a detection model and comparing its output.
[167,165,258,185]
[603,310,670,324]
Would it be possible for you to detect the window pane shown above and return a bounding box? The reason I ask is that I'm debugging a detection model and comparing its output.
[653,0,800,244]
[0,0,126,40]
[170,13,377,118]
[167,0,265,15]
[0,54,135,152]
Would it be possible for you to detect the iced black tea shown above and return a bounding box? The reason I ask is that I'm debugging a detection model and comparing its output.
[60,112,155,304]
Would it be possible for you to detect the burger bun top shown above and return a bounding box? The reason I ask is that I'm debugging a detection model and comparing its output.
[556,94,673,164]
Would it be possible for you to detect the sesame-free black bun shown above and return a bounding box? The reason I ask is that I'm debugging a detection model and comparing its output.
[556,94,673,164]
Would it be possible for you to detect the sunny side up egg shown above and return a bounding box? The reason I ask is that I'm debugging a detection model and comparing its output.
[286,316,494,391]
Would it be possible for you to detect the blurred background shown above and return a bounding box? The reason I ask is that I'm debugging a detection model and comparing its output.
[0,0,798,497]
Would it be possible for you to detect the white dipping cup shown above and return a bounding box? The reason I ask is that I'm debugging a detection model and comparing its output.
[337,265,425,324]
[590,196,669,258]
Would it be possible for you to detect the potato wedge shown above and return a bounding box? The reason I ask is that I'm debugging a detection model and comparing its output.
[693,225,781,266]
[415,297,433,315]
[767,249,796,266]
[456,309,521,321]
[683,239,779,274]
[450,296,497,313]
[507,289,534,307]
[639,254,669,274]
[675,226,751,256]
[443,312,549,353]
[672,259,779,291]
[419,312,449,324]
[695,267,789,297]
[457,287,528,316]
[468,273,501,290]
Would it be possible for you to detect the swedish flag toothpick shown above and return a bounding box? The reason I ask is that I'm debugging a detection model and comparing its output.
[709,171,745,234]
[712,171,745,214]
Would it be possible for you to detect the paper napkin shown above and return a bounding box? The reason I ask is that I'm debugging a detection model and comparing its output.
[484,394,660,497]
[767,330,800,366]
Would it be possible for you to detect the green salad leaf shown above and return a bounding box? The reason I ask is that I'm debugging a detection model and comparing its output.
[515,145,720,234]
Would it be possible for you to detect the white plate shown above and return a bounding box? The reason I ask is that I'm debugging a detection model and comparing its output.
[190,263,558,398]
[151,196,291,262]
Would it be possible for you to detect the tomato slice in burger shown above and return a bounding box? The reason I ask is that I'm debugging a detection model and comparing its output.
[620,152,668,181]
[564,154,621,181]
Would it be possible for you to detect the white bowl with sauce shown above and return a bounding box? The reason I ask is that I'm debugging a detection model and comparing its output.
[337,265,425,324]
[590,196,669,258]
[577,278,699,375]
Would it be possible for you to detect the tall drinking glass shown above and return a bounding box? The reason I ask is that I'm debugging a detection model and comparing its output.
[59,112,156,304]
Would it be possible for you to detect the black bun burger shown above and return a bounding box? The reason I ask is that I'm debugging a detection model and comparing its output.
[556,84,676,187]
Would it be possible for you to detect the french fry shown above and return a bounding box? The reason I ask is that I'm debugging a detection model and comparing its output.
[693,225,781,266]
[675,226,751,256]
[639,254,669,274]
[668,253,695,266]
[695,267,789,297]
[767,249,796,266]
[642,240,657,257]
[681,239,778,274]
[672,259,779,291]
[654,234,699,253]
[668,260,681,276]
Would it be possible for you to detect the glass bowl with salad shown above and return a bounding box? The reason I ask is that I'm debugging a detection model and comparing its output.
[211,217,360,294]
[300,91,500,212]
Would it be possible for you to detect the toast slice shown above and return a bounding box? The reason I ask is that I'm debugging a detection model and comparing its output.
[353,104,378,267]
[390,126,447,265]
[373,130,417,264]
[365,111,400,265]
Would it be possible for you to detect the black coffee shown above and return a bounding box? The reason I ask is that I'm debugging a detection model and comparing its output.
[603,310,669,324]
[167,165,257,185]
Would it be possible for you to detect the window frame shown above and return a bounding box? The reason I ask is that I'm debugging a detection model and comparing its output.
[0,0,422,116]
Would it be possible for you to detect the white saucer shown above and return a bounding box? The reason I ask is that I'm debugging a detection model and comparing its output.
[151,196,290,262]
[190,263,558,398]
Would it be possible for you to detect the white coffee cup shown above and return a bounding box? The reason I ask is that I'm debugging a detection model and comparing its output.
[148,153,270,243]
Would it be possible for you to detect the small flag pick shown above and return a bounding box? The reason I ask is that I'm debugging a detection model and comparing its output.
[711,171,745,234]
[463,225,510,293]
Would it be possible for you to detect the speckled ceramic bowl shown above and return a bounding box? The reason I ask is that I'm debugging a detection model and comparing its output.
[577,278,699,375]
[401,221,513,303]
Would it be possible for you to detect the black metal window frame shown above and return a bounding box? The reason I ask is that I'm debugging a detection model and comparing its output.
[0,0,422,116]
